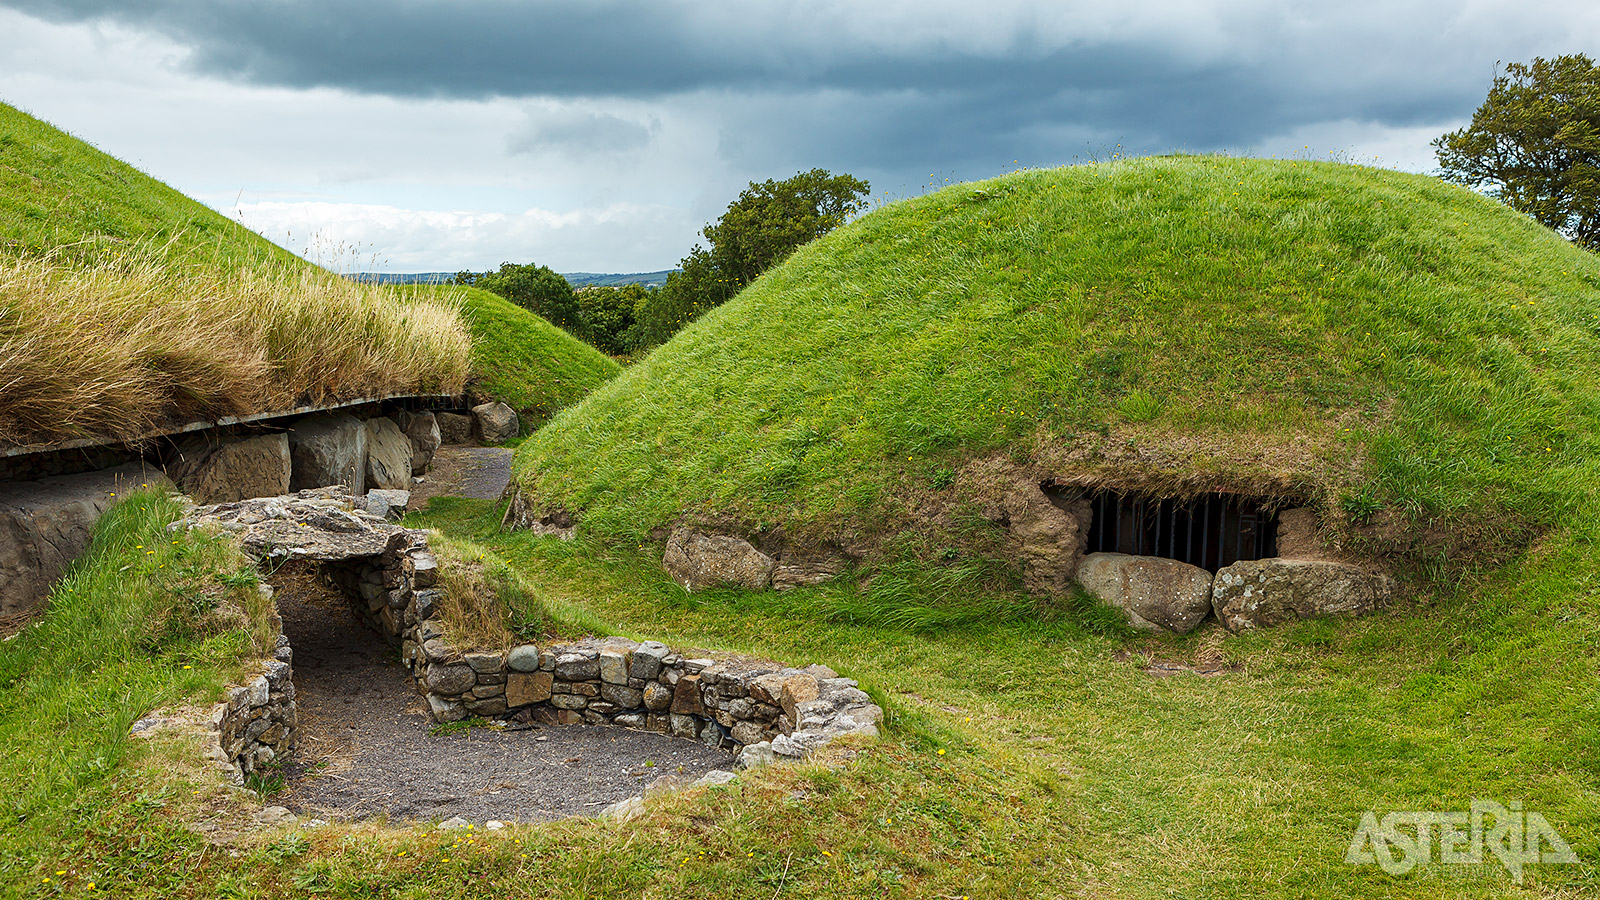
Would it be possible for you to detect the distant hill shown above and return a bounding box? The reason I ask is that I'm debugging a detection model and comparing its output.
[353,270,676,289]
[562,270,674,289]
[351,272,457,285]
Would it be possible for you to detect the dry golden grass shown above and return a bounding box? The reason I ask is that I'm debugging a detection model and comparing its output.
[0,248,472,446]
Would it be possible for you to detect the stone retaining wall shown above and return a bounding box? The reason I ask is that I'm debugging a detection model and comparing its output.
[209,616,298,783]
[180,488,882,773]
[405,635,882,765]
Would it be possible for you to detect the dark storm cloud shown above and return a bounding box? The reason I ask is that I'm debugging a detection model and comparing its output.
[507,110,658,156]
[2,0,1525,156]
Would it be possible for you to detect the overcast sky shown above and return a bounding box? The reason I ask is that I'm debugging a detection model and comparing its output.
[1,1,1595,273]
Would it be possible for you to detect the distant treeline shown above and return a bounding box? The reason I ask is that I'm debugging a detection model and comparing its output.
[419,169,869,357]
[350,270,673,289]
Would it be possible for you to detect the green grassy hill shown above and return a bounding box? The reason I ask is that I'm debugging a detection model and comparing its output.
[0,102,285,268]
[513,157,1600,573]
[0,102,616,440]
[400,284,622,428]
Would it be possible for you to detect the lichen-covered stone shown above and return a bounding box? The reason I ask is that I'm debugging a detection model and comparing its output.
[662,527,775,592]
[1212,558,1394,632]
[643,681,673,712]
[1075,552,1214,634]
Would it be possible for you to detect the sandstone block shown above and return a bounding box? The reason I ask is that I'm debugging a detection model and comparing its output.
[672,675,705,715]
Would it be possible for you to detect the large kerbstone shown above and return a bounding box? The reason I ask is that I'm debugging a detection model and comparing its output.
[364,417,413,492]
[0,464,163,615]
[663,527,775,592]
[1211,558,1394,632]
[1076,552,1215,633]
[1005,482,1092,598]
[472,401,519,444]
[171,433,291,504]
[394,410,442,474]
[436,412,475,445]
[288,413,368,493]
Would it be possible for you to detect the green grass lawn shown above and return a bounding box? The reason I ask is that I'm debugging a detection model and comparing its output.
[3,492,1589,898]
[397,284,622,430]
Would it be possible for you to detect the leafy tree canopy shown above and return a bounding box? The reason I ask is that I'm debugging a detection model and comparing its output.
[455,262,583,337]
[633,168,870,348]
[1435,54,1600,248]
[576,283,646,356]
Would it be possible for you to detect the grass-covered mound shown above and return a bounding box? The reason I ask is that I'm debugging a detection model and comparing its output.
[403,284,622,429]
[0,102,612,444]
[514,157,1600,573]
[0,101,285,269]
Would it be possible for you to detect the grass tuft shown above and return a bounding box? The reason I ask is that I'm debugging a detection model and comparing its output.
[0,248,472,446]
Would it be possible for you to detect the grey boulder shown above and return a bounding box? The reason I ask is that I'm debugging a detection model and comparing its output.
[1076,552,1214,633]
[288,413,368,493]
[0,464,162,615]
[472,401,519,444]
[663,527,775,592]
[170,433,291,504]
[364,417,413,491]
[1212,558,1394,632]
[394,409,443,474]
[436,412,475,445]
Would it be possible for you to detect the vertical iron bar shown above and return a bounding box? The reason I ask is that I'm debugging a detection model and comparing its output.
[1114,494,1124,553]
[1185,503,1194,566]
[1171,499,1184,557]
[1201,497,1211,571]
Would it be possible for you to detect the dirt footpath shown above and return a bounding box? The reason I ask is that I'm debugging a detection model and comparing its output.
[407,446,514,509]
[272,565,731,824]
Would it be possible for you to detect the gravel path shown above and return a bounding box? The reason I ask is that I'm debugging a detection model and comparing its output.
[407,445,513,510]
[272,565,732,824]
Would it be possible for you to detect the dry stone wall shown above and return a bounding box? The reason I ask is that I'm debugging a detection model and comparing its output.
[405,635,882,766]
[179,488,882,774]
[209,630,298,783]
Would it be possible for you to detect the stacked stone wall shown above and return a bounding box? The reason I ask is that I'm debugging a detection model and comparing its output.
[180,488,882,774]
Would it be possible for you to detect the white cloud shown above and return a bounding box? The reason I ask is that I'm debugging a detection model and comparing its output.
[231,200,690,273]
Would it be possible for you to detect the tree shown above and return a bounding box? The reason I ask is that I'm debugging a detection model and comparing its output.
[575,283,646,355]
[455,262,584,337]
[633,168,870,348]
[1435,55,1600,248]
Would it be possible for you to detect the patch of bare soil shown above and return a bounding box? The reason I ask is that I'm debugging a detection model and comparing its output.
[408,446,514,510]
[270,566,731,823]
